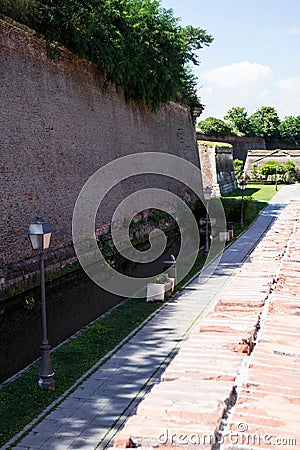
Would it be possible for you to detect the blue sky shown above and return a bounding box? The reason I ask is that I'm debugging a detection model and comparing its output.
[161,0,300,120]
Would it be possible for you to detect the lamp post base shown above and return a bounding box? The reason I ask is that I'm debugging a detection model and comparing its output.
[39,341,55,390]
[38,376,55,390]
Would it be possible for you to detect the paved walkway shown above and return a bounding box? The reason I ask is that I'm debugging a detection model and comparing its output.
[5,185,300,450]
[113,189,300,450]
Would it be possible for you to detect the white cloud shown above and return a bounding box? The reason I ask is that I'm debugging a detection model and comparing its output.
[275,76,300,117]
[286,26,300,35]
[197,61,300,120]
[200,61,272,90]
[198,61,273,118]
[262,27,280,37]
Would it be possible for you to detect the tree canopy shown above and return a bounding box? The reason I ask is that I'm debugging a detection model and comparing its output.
[248,106,280,142]
[0,0,213,110]
[223,106,281,142]
[224,107,251,135]
[278,116,300,145]
[197,117,232,137]
[221,105,300,146]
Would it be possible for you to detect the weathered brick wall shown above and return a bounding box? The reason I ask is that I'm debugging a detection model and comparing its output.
[197,133,266,161]
[0,18,200,269]
[269,138,300,150]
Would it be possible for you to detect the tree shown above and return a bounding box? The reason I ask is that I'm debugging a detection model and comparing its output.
[260,160,286,178]
[249,106,280,143]
[233,159,244,182]
[278,116,300,145]
[31,0,213,110]
[224,107,251,135]
[197,117,232,137]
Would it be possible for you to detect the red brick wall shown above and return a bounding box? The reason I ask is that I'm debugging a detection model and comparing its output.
[0,18,200,265]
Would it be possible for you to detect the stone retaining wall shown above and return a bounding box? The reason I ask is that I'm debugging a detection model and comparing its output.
[198,144,237,196]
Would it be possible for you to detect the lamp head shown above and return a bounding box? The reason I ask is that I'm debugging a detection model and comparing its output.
[26,216,56,251]
[240,180,246,190]
[203,186,212,201]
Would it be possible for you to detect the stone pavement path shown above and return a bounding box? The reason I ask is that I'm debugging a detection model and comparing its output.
[6,185,300,450]
[113,190,300,450]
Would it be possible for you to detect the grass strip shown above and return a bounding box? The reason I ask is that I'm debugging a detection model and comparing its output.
[222,182,282,202]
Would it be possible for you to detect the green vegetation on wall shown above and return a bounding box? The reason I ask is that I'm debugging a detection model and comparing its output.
[0,0,213,111]
[198,140,233,149]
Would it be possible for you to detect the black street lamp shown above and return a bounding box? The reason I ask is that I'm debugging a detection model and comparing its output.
[203,187,212,257]
[26,216,56,390]
[275,165,278,191]
[240,179,246,227]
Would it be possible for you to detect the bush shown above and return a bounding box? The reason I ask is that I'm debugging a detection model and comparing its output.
[243,198,257,223]
[198,140,232,149]
[285,160,296,181]
[250,163,260,180]
[260,160,286,178]
[220,197,241,222]
[0,0,35,25]
[2,0,212,111]
[233,158,244,182]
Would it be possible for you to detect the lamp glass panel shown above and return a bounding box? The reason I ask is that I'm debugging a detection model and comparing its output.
[29,234,43,250]
[203,189,211,201]
[43,233,52,250]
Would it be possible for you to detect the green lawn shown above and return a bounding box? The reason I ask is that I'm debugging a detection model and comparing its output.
[223,183,283,202]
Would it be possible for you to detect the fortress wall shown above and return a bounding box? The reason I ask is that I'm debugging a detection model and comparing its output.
[0,18,201,272]
[197,133,266,161]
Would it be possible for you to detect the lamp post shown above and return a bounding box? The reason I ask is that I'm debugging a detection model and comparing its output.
[26,216,56,390]
[203,186,212,257]
[240,179,246,227]
[275,165,278,191]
